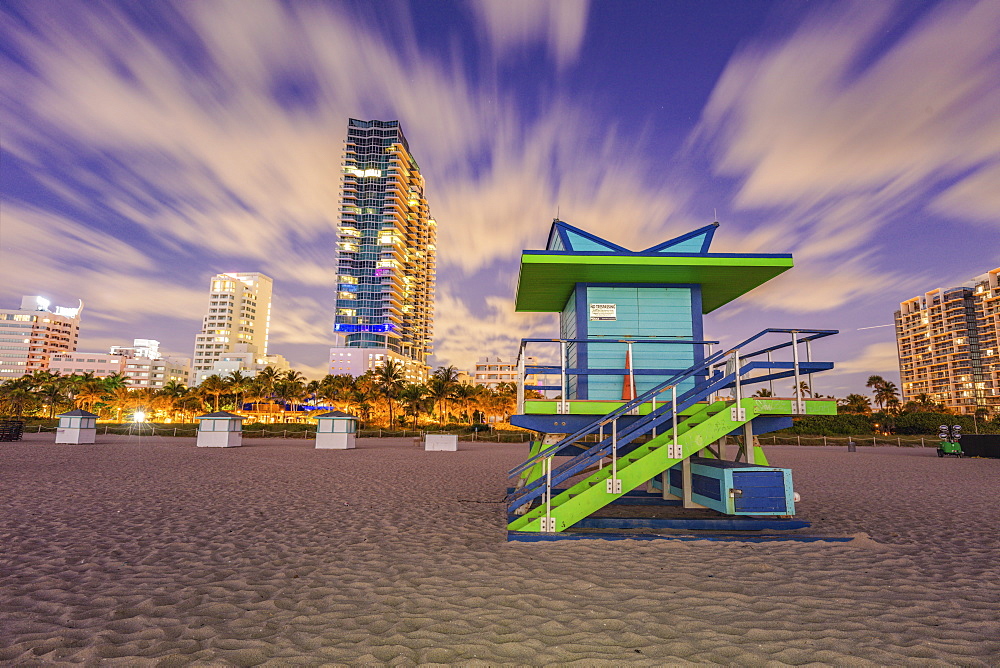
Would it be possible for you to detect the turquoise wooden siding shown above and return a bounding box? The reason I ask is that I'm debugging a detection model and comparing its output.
[659,237,704,253]
[584,286,694,399]
[565,229,614,251]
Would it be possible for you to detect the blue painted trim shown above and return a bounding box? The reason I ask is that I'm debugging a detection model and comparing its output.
[571,517,810,531]
[690,285,705,382]
[507,532,854,544]
[575,285,589,399]
[522,250,794,259]
[642,222,719,254]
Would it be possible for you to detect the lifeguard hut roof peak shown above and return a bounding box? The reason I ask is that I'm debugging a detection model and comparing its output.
[516,220,793,313]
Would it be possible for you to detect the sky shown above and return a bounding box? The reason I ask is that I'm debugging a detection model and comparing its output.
[1,0,998,398]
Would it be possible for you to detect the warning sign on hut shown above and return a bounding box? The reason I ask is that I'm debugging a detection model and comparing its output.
[589,303,617,321]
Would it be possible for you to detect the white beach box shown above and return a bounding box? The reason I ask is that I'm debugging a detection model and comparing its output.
[55,409,98,444]
[195,411,244,448]
[314,411,357,449]
[425,434,458,451]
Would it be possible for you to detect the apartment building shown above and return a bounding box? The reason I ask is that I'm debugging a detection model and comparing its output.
[0,296,82,379]
[332,118,436,381]
[895,267,1000,415]
[473,356,540,389]
[191,272,273,385]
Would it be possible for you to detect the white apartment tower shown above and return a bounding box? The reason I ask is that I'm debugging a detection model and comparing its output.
[191,272,273,385]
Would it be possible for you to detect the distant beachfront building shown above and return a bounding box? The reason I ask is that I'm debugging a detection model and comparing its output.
[205,343,290,379]
[110,338,161,359]
[49,352,126,377]
[474,356,540,389]
[191,272,273,385]
[48,338,191,389]
[0,296,82,379]
[895,267,1000,415]
[331,118,436,382]
[328,346,421,382]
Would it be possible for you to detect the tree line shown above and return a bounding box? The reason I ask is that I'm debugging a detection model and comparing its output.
[0,361,535,428]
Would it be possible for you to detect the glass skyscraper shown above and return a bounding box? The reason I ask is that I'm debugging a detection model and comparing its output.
[332,118,436,380]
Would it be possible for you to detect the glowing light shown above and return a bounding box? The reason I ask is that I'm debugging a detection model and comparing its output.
[133,411,147,423]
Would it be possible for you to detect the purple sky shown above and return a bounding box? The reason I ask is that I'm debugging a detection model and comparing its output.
[1,0,998,397]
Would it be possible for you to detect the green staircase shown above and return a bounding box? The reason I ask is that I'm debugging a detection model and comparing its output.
[508,397,834,533]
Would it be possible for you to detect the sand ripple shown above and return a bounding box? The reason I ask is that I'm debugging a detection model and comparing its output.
[1,437,998,665]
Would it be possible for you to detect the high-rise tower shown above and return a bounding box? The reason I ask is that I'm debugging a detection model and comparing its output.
[332,118,436,381]
[191,272,273,385]
[895,267,1000,415]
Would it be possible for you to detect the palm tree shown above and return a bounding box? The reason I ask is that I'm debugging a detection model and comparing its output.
[398,383,427,429]
[256,366,281,400]
[273,378,306,420]
[199,374,229,412]
[107,386,136,422]
[225,370,250,413]
[450,383,480,423]
[76,379,109,414]
[317,374,355,411]
[104,373,128,392]
[866,375,887,410]
[374,359,406,427]
[753,388,774,397]
[305,379,321,407]
[157,380,189,421]
[426,375,454,424]
[283,369,306,384]
[839,393,872,414]
[876,381,900,414]
[0,377,41,417]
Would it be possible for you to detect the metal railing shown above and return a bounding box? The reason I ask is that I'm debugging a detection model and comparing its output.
[514,337,720,416]
[507,328,838,517]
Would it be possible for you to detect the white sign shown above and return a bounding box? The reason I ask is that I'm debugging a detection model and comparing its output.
[589,303,617,321]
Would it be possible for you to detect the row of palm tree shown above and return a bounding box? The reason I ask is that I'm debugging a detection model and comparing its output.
[747,376,955,416]
[0,364,529,427]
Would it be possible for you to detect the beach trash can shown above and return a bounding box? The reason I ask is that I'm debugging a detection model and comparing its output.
[55,409,98,444]
[195,411,244,448]
[425,434,458,451]
[314,411,357,450]
[847,440,856,452]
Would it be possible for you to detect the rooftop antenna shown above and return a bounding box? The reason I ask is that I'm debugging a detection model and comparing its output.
[714,208,718,222]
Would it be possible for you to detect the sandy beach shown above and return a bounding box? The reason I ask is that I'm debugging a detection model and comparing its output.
[1,434,998,665]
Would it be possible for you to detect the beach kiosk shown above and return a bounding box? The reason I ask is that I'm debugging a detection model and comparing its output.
[195,411,244,448]
[504,219,840,540]
[314,411,357,449]
[55,409,98,444]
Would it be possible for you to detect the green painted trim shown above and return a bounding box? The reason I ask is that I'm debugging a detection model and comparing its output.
[521,441,547,485]
[515,253,794,313]
[752,445,769,466]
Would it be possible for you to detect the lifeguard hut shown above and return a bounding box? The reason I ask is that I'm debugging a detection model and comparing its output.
[505,220,839,539]
[314,411,358,449]
[195,411,244,448]
[55,409,98,444]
